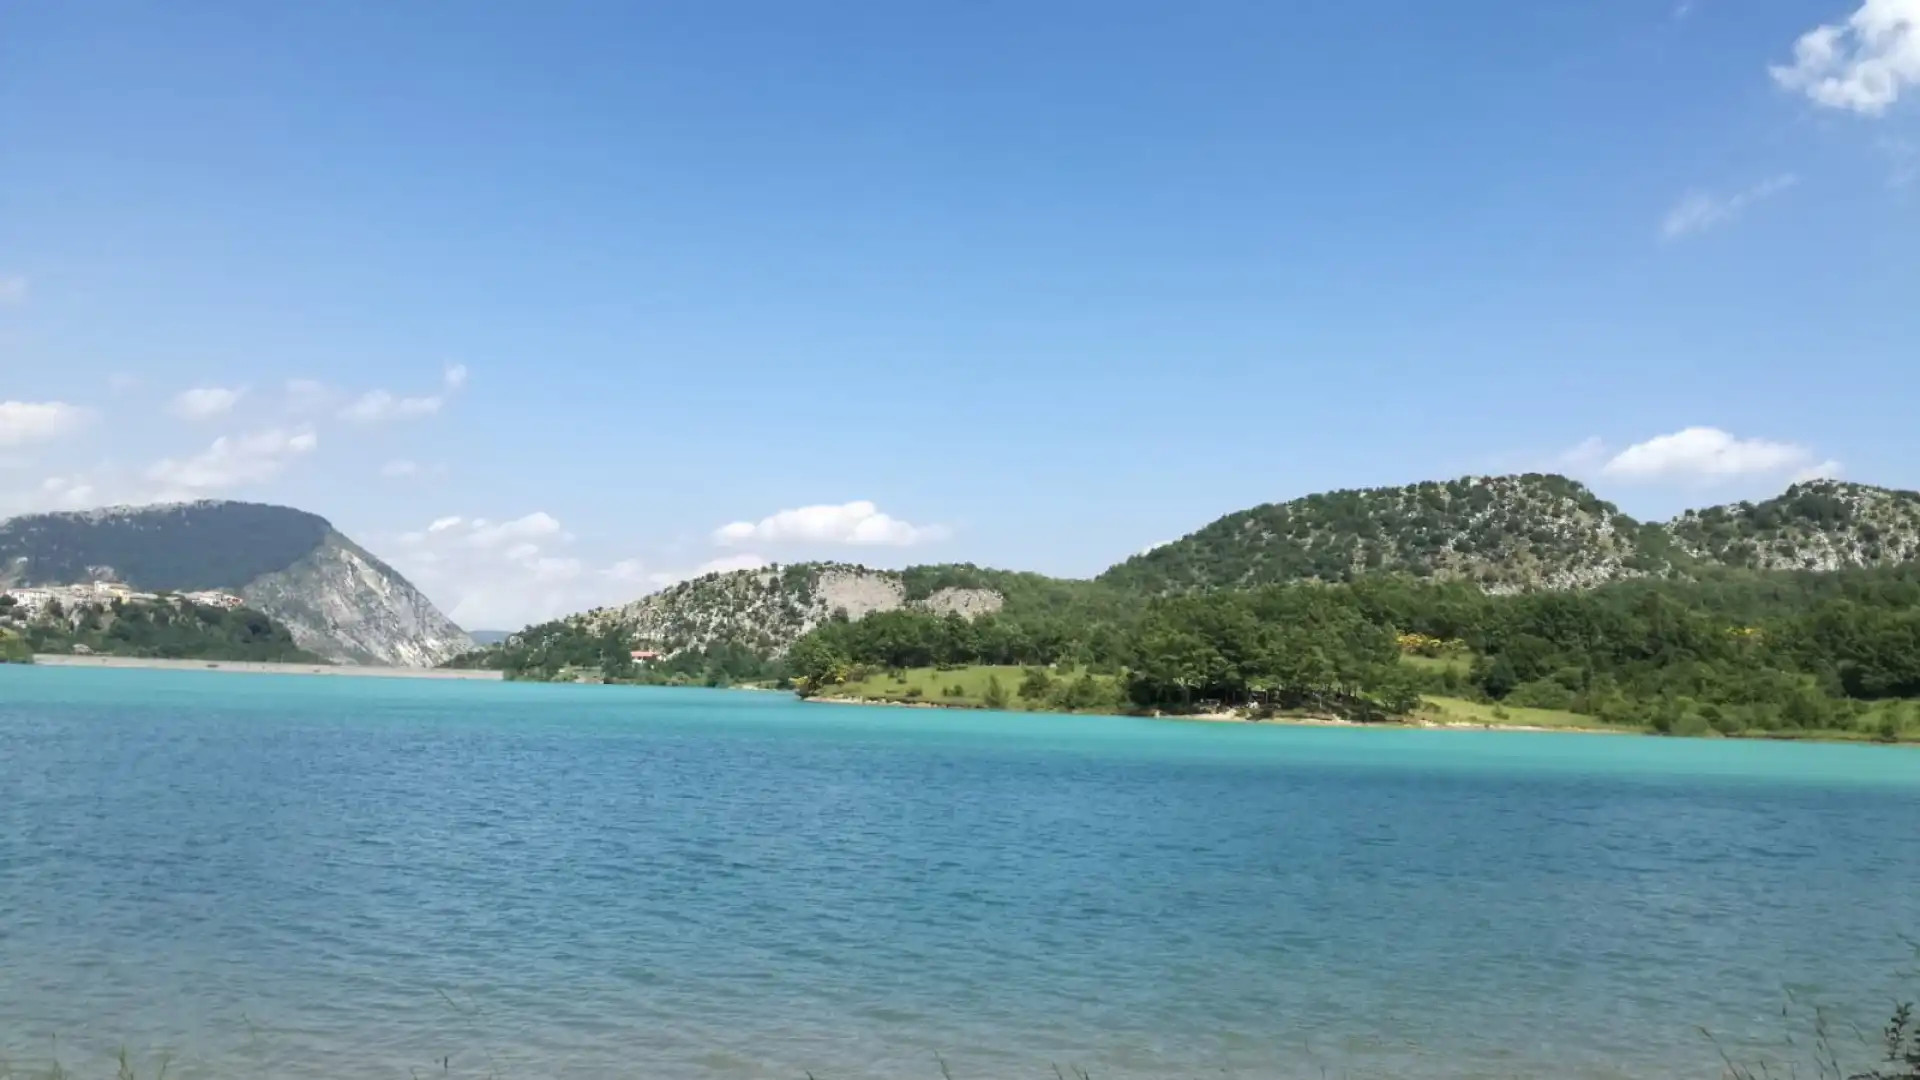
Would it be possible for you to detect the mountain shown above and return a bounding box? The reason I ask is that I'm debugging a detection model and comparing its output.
[1100,474,1676,594]
[0,501,471,666]
[458,473,1920,679]
[1666,480,1920,572]
[602,563,1006,655]
[457,562,1139,676]
[467,630,515,646]
[1102,474,1920,595]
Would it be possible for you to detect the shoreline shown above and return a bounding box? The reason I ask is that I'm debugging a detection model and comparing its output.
[802,691,1915,743]
[804,693,1610,732]
[27,655,505,681]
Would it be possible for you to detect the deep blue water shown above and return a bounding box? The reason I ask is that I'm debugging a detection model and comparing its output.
[3,666,1920,1080]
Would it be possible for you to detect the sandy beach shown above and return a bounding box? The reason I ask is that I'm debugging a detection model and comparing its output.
[29,655,504,681]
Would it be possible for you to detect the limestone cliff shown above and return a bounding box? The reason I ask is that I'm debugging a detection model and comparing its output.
[240,532,473,666]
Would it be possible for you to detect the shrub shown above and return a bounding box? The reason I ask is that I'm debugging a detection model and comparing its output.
[983,675,1009,710]
[1018,667,1055,701]
[903,686,923,699]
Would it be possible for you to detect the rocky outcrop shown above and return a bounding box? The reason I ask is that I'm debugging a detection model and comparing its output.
[577,563,1004,659]
[241,533,473,666]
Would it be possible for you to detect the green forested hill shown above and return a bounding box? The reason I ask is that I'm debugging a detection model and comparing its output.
[0,501,332,590]
[1100,474,1676,594]
[0,594,323,663]
[1099,474,1920,595]
[1667,480,1920,572]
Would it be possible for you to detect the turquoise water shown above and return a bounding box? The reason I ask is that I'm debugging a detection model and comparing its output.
[3,667,1919,1079]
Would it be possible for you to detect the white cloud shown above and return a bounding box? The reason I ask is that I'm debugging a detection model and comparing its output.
[713,500,944,547]
[380,510,638,629]
[1791,459,1845,484]
[338,389,444,423]
[144,427,317,497]
[38,475,96,508]
[168,386,244,421]
[1661,175,1798,239]
[378,459,444,480]
[696,553,770,575]
[1556,436,1610,470]
[0,401,93,447]
[1597,427,1838,483]
[338,365,470,423]
[1771,0,1920,115]
[285,378,330,412]
[466,512,564,549]
[0,276,26,306]
[644,553,772,590]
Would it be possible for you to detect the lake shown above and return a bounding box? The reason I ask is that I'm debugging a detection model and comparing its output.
[3,665,1918,1079]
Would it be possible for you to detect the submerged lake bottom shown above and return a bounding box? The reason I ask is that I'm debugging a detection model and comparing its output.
[3,666,1918,1080]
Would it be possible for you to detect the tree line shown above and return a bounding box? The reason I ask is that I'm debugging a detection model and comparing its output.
[0,594,321,663]
[785,565,1920,735]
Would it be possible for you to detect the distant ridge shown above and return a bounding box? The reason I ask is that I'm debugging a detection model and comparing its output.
[454,473,1920,670]
[1101,474,1920,594]
[0,500,472,666]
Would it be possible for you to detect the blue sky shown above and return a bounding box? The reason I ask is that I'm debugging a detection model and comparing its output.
[3,1,1916,627]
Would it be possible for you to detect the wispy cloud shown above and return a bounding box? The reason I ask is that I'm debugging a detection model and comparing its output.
[285,378,331,413]
[1661,175,1798,239]
[0,276,26,307]
[379,459,445,480]
[144,427,317,497]
[0,401,93,447]
[1771,0,1920,116]
[385,509,645,628]
[168,386,245,421]
[338,364,470,424]
[339,389,443,423]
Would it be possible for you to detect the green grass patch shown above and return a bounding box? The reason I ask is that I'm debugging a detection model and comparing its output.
[828,664,1122,712]
[1418,695,1628,732]
[1399,651,1474,675]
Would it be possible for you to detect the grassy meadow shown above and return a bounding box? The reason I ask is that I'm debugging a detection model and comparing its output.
[826,664,1124,712]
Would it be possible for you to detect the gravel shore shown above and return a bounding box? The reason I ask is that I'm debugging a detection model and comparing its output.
[29,655,504,680]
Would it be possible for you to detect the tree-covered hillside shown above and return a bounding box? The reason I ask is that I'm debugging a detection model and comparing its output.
[1100,474,1675,594]
[0,594,324,663]
[446,561,1139,683]
[0,501,332,590]
[786,566,1920,739]
[1666,480,1920,572]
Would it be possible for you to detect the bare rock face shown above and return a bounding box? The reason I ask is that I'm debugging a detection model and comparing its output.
[920,587,1004,619]
[600,563,1004,659]
[0,500,471,666]
[241,534,473,667]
